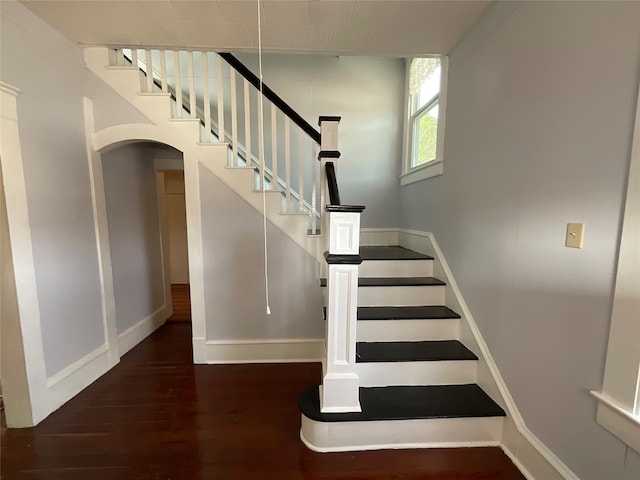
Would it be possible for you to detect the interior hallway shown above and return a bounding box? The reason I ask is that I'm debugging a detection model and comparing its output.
[1,323,524,480]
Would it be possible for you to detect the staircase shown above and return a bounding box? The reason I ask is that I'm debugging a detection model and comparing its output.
[301,245,505,451]
[84,46,508,455]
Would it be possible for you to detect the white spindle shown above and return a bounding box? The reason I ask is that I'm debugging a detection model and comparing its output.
[202,53,211,144]
[131,48,138,67]
[271,104,278,189]
[160,51,168,93]
[113,48,122,66]
[187,51,196,118]
[243,79,252,168]
[216,55,225,143]
[230,69,238,166]
[285,118,291,211]
[174,51,183,119]
[258,96,265,191]
[298,133,304,212]
[145,50,153,92]
[311,143,317,233]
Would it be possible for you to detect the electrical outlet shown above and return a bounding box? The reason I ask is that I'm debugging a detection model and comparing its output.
[566,223,585,248]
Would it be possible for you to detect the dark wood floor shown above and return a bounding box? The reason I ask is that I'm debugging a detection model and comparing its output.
[167,283,191,322]
[1,324,525,480]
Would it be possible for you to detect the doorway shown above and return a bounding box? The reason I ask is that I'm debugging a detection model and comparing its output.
[162,170,191,323]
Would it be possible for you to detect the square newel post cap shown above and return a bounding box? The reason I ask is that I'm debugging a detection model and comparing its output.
[319,116,341,153]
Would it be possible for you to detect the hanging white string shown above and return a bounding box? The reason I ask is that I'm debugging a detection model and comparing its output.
[257,0,271,316]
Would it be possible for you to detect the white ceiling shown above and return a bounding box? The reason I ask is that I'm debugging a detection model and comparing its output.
[20,0,490,56]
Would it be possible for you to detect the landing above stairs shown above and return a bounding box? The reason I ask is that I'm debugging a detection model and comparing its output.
[359,246,433,260]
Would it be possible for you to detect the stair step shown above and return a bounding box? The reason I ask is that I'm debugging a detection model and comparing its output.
[358,305,460,320]
[320,277,445,287]
[359,246,433,260]
[299,384,505,422]
[357,340,477,363]
[299,384,505,451]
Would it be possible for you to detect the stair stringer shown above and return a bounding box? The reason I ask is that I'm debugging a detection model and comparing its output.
[397,229,579,480]
[85,47,323,262]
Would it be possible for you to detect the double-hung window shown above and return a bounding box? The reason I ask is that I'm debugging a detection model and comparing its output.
[401,56,448,185]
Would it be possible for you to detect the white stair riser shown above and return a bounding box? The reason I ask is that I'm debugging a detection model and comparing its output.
[357,286,445,307]
[359,260,433,278]
[357,360,477,387]
[300,415,503,452]
[357,319,459,342]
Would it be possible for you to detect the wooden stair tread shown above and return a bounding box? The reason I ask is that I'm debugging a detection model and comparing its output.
[360,246,433,261]
[299,384,505,422]
[357,340,477,363]
[357,305,460,320]
[320,277,445,287]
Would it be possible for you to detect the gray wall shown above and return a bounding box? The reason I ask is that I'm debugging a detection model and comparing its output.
[102,145,165,334]
[235,53,405,228]
[200,165,324,340]
[0,2,149,377]
[399,2,640,479]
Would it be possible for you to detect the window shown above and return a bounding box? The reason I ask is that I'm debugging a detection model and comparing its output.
[401,57,448,186]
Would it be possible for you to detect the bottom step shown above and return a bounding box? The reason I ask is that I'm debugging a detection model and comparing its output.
[299,384,505,452]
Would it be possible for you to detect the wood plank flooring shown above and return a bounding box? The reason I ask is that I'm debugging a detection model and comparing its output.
[167,283,191,322]
[1,324,525,480]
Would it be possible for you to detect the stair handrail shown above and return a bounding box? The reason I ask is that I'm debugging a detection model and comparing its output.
[110,47,323,232]
[218,53,321,145]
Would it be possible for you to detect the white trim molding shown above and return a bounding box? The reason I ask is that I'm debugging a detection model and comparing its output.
[83,97,120,368]
[0,81,50,426]
[46,343,111,412]
[204,338,324,364]
[400,160,443,186]
[117,305,170,356]
[591,391,640,454]
[591,75,640,454]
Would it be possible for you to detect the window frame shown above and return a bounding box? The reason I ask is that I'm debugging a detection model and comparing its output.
[400,56,449,186]
[590,77,640,454]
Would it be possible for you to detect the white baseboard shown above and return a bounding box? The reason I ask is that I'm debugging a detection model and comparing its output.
[204,338,324,364]
[359,228,399,246]
[46,343,111,412]
[117,305,169,356]
[391,227,579,480]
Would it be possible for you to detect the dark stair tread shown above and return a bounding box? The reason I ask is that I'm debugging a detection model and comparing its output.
[320,277,445,287]
[358,306,461,320]
[360,246,433,261]
[357,340,477,363]
[299,384,506,422]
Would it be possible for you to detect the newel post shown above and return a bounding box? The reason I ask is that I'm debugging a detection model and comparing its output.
[318,116,364,413]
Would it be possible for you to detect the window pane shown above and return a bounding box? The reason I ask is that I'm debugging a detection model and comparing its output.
[409,58,441,112]
[413,103,439,167]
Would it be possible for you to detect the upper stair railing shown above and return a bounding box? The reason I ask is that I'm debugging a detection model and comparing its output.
[110,47,322,234]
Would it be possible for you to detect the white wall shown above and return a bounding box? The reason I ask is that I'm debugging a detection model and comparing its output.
[235,53,405,228]
[199,165,324,340]
[399,2,640,479]
[0,1,150,378]
[102,144,165,335]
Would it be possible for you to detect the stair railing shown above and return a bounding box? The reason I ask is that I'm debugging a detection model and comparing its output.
[318,117,365,413]
[109,48,322,234]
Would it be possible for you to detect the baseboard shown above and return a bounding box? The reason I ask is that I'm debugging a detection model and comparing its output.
[359,228,399,246]
[204,338,324,364]
[394,227,579,480]
[46,343,111,412]
[117,305,169,356]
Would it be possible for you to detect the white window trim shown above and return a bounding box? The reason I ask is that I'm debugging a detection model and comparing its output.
[590,78,640,454]
[400,56,448,186]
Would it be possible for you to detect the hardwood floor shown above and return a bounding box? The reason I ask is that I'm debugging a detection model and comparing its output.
[1,324,525,480]
[167,283,191,322]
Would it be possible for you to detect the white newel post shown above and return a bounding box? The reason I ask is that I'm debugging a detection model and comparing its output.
[318,117,364,413]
